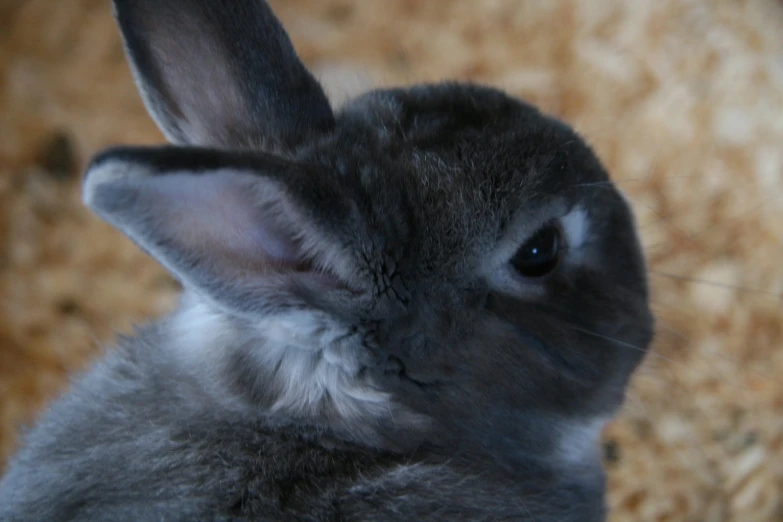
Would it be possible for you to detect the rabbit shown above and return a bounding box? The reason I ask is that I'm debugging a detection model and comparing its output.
[0,0,654,521]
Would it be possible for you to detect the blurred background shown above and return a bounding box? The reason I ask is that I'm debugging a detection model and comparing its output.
[1,0,783,520]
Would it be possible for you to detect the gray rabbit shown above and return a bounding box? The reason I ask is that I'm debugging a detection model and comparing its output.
[0,1,654,520]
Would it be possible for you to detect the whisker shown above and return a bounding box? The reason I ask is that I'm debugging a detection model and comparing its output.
[567,323,766,393]
[644,192,782,258]
[634,201,704,243]
[651,322,689,343]
[721,191,783,223]
[569,175,702,189]
[565,325,692,372]
[574,174,779,263]
[640,241,673,253]
[563,182,705,247]
[566,181,616,189]
[650,271,781,298]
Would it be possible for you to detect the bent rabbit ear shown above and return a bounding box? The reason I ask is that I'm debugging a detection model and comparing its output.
[83,146,358,315]
[113,0,334,149]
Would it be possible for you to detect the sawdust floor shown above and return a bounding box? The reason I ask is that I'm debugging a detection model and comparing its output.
[2,1,783,520]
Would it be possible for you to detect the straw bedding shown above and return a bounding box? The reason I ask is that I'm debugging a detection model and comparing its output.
[1,1,782,520]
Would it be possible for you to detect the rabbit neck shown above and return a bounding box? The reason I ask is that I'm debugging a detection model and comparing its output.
[167,294,393,424]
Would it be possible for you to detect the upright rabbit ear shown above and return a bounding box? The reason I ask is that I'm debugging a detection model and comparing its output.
[82,146,360,315]
[113,0,334,149]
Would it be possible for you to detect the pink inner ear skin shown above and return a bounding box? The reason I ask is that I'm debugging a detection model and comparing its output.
[251,216,302,266]
[145,172,298,264]
[143,172,354,292]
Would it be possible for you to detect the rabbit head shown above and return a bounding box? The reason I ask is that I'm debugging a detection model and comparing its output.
[85,0,654,474]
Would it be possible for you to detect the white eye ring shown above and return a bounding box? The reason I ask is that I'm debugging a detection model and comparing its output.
[560,207,590,253]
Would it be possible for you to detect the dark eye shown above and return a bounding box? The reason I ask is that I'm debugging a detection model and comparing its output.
[510,223,562,278]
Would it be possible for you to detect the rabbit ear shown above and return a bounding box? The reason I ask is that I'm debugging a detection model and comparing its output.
[113,0,334,148]
[83,146,358,315]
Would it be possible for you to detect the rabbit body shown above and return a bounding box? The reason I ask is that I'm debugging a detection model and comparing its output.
[0,1,653,521]
[0,319,604,522]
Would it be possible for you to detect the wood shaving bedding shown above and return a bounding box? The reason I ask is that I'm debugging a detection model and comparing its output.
[1,1,782,519]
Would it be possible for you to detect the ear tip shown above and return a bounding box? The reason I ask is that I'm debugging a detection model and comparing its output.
[82,147,147,214]
[82,162,121,214]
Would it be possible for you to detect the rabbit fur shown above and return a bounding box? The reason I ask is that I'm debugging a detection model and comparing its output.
[0,1,654,520]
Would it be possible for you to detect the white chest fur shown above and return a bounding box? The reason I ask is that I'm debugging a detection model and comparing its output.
[168,296,390,420]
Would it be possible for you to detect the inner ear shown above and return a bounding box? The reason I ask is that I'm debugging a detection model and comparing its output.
[83,146,355,314]
[149,173,302,268]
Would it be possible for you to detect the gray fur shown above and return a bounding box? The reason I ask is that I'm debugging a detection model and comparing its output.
[0,1,654,520]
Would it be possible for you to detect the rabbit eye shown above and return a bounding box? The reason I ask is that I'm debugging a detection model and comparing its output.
[510,223,562,278]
